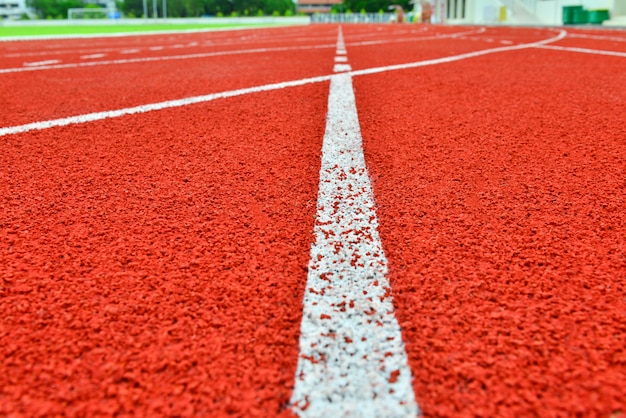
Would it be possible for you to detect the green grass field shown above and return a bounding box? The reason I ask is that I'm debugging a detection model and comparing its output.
[0,22,283,38]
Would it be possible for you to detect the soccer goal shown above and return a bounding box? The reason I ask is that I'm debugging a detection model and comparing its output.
[67,8,112,20]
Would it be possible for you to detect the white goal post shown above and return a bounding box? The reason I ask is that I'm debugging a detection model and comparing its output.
[68,8,118,20]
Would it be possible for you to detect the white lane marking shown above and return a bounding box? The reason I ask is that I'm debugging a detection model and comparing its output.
[336,26,346,51]
[23,59,61,67]
[346,28,485,47]
[0,28,486,75]
[0,30,566,137]
[535,44,626,58]
[80,53,106,60]
[0,44,335,74]
[0,75,332,137]
[567,33,626,42]
[333,64,352,72]
[500,40,513,45]
[334,56,348,62]
[347,30,566,78]
[149,46,164,51]
[290,71,418,418]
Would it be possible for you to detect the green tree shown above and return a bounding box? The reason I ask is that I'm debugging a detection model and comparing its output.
[27,0,84,18]
[338,0,410,13]
[118,0,294,18]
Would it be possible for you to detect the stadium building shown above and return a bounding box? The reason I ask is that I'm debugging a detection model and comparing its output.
[0,0,30,19]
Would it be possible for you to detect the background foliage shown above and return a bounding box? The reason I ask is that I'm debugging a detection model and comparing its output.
[333,0,410,13]
[27,0,296,18]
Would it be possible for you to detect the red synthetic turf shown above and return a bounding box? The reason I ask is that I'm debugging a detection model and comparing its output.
[354,41,626,417]
[0,47,334,127]
[0,83,327,416]
[343,26,562,71]
[0,39,333,69]
[2,23,626,418]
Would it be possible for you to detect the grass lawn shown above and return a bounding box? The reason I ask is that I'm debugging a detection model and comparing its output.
[0,22,278,38]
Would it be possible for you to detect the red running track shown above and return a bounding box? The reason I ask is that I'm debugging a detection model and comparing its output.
[1,23,625,417]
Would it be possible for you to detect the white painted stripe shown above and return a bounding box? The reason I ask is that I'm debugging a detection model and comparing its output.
[80,53,106,59]
[0,30,566,137]
[0,75,332,137]
[535,44,626,58]
[0,44,335,74]
[290,71,419,418]
[347,30,566,78]
[0,28,486,75]
[333,63,352,72]
[336,26,346,51]
[568,32,626,42]
[149,46,164,51]
[500,40,513,45]
[334,56,348,62]
[23,59,61,67]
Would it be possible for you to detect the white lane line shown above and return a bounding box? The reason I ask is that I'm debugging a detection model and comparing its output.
[347,30,566,78]
[0,30,566,137]
[335,56,348,62]
[0,44,335,74]
[535,44,626,57]
[23,59,61,67]
[333,64,352,72]
[0,28,486,75]
[336,26,346,51]
[346,27,485,47]
[149,46,164,51]
[0,75,332,137]
[567,33,626,42]
[289,71,418,418]
[500,40,513,45]
[80,53,106,60]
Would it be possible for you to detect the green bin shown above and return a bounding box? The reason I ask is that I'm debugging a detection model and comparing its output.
[563,5,583,24]
[587,9,610,24]
[572,8,588,24]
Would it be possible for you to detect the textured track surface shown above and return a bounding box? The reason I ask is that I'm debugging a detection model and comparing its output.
[353,44,626,417]
[1,23,625,417]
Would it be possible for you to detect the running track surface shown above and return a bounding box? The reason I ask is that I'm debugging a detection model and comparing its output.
[1,24,625,417]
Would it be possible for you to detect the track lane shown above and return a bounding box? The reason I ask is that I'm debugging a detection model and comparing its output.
[2,23,626,418]
[0,46,335,127]
[551,36,626,53]
[354,43,626,417]
[345,26,561,71]
[0,83,327,417]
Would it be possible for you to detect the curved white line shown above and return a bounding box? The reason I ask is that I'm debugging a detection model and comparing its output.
[0,30,566,137]
[0,28,486,74]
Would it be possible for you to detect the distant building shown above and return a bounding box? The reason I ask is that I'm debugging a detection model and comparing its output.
[0,0,29,19]
[297,0,343,15]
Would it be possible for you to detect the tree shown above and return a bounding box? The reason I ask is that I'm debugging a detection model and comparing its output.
[119,0,294,17]
[27,0,85,18]
[334,0,411,13]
